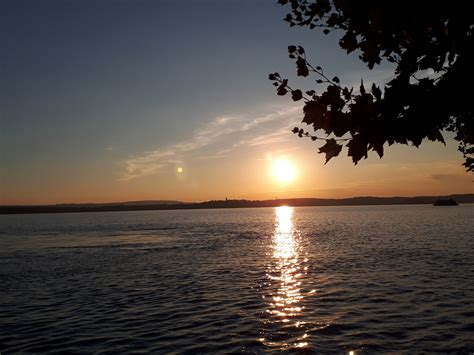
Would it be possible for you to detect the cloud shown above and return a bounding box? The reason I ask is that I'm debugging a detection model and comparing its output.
[344,68,395,90]
[121,105,301,180]
[233,128,291,148]
[345,67,444,89]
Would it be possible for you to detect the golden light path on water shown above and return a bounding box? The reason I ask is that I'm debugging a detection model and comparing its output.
[261,206,309,349]
[260,207,356,354]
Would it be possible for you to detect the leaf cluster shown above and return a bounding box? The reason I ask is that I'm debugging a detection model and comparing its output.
[271,0,474,171]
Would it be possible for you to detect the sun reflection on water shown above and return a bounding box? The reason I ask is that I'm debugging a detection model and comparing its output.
[261,206,309,350]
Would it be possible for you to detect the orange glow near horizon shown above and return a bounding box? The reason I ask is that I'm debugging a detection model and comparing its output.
[2,141,472,205]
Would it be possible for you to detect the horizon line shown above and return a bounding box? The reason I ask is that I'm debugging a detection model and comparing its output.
[2,192,473,207]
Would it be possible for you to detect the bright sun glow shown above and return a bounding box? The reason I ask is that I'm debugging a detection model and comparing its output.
[273,158,296,183]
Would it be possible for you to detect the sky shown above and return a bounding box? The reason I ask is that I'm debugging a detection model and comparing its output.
[1,0,472,205]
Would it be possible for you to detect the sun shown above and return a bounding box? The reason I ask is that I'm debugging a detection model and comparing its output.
[273,158,296,183]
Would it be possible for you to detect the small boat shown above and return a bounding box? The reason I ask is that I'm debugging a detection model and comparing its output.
[433,198,459,206]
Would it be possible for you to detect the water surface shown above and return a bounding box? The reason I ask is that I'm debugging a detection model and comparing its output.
[1,205,473,353]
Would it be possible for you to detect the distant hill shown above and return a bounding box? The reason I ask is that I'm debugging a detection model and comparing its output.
[1,194,473,215]
[54,200,183,207]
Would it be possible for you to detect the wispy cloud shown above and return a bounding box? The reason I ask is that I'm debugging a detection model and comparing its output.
[344,67,443,89]
[233,128,291,148]
[122,105,301,180]
[343,68,395,90]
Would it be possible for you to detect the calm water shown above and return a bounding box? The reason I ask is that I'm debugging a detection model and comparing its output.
[1,205,473,353]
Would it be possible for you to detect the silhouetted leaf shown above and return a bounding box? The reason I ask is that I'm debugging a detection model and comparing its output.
[277,79,288,96]
[370,143,384,158]
[302,101,325,126]
[347,135,368,164]
[342,87,352,101]
[371,84,382,100]
[360,79,365,95]
[318,139,342,164]
[296,57,309,76]
[321,85,344,112]
[277,87,288,96]
[292,89,303,101]
[339,31,358,53]
[427,129,446,144]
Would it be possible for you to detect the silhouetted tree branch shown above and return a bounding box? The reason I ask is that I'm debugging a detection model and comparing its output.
[270,0,474,172]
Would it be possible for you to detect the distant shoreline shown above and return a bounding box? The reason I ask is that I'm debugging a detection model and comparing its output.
[1,194,473,215]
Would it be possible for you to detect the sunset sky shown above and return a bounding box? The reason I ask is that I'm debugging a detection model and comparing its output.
[2,0,472,205]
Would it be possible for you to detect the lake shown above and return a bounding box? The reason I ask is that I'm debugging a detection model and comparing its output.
[1,205,473,353]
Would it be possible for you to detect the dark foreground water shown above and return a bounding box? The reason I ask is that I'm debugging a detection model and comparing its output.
[1,205,473,353]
